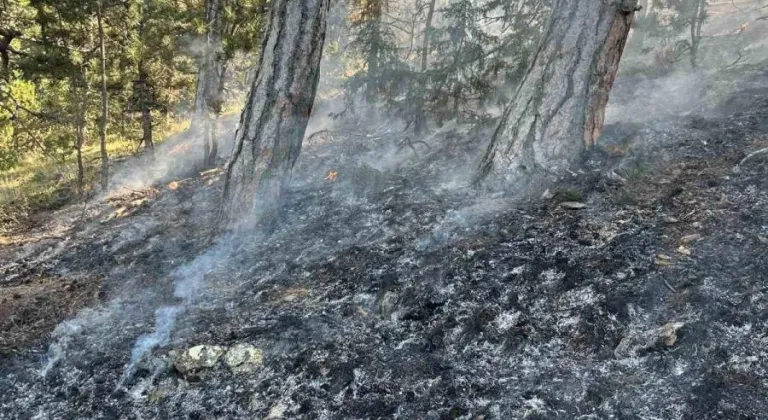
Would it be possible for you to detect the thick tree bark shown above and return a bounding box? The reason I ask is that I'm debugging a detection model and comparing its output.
[97,1,109,189]
[478,0,639,181]
[223,0,330,228]
[194,0,226,168]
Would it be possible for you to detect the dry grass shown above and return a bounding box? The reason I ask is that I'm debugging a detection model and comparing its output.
[0,118,189,233]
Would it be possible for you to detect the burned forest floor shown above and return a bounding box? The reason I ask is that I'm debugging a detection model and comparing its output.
[1,69,768,419]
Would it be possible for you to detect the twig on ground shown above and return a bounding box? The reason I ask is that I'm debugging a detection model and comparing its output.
[663,278,677,293]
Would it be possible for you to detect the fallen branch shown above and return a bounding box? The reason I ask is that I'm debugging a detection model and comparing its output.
[734,147,768,171]
[720,51,744,71]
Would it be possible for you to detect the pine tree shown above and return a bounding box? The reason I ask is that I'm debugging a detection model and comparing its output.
[479,0,640,181]
[224,0,331,228]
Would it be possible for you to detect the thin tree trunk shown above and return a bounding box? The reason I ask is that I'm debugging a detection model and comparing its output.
[74,68,88,195]
[75,99,87,195]
[97,1,109,189]
[138,61,154,153]
[206,62,228,167]
[364,1,383,103]
[631,0,649,50]
[208,117,218,166]
[414,0,436,136]
[142,108,153,151]
[194,0,225,169]
[478,0,639,181]
[690,0,706,68]
[223,0,330,228]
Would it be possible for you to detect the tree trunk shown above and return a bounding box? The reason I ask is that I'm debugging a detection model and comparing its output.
[689,0,706,69]
[478,0,639,181]
[194,0,225,169]
[142,108,153,151]
[137,61,154,153]
[73,67,88,195]
[75,99,87,195]
[413,0,436,136]
[364,1,383,103]
[136,64,154,154]
[206,62,228,167]
[223,0,330,228]
[97,1,109,189]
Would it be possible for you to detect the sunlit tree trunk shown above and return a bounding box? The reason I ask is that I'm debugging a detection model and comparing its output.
[207,62,228,166]
[73,67,88,195]
[141,106,153,151]
[223,0,330,228]
[137,60,154,153]
[194,0,225,169]
[97,1,109,189]
[479,0,639,181]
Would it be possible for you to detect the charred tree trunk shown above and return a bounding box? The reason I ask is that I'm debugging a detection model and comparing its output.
[478,0,639,181]
[194,0,225,169]
[97,1,109,189]
[223,0,330,228]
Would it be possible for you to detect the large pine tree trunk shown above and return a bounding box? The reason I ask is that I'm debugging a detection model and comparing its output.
[479,0,639,181]
[223,0,330,228]
[97,1,109,189]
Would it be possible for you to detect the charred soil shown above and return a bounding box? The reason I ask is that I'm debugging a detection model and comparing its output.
[1,72,768,419]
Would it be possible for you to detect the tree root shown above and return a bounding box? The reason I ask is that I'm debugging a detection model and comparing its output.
[397,137,431,156]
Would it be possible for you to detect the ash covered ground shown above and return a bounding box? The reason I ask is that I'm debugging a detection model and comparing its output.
[1,69,768,419]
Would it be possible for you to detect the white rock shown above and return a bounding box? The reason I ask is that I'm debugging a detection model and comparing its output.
[560,201,587,210]
[224,343,264,373]
[171,345,226,374]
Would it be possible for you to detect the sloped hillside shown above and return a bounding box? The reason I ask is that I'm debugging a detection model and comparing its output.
[1,70,768,419]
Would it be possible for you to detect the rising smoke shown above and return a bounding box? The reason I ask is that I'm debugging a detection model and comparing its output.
[38,0,768,397]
